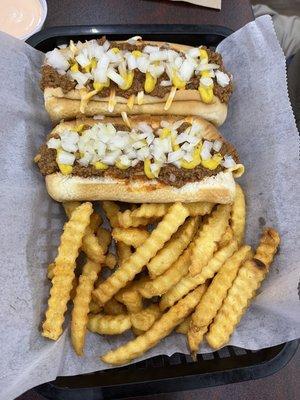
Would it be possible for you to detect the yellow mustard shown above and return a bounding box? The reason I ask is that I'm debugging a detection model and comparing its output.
[201,153,223,170]
[144,159,156,179]
[94,161,109,170]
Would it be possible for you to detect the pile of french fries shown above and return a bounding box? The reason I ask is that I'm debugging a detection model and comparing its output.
[41,184,280,365]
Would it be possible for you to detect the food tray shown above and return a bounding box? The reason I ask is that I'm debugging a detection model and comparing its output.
[26,25,299,399]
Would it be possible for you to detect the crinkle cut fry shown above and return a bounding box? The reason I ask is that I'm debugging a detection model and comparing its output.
[88,313,132,335]
[102,201,120,228]
[231,184,246,244]
[101,284,207,365]
[147,217,199,278]
[117,202,214,228]
[112,227,150,248]
[187,245,252,356]
[189,204,231,276]
[71,259,103,355]
[42,202,93,340]
[63,202,101,231]
[206,228,280,350]
[176,316,192,335]
[159,239,238,311]
[63,202,104,263]
[93,203,189,305]
[117,209,152,228]
[139,243,192,299]
[130,304,161,331]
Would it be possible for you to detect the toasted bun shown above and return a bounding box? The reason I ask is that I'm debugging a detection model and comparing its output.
[44,40,228,126]
[46,171,236,203]
[44,116,244,204]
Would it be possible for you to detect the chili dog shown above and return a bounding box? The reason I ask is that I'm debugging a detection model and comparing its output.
[41,36,233,126]
[34,116,244,203]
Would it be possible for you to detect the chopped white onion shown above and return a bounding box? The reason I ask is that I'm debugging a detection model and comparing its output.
[137,147,150,160]
[57,150,76,165]
[223,155,236,168]
[160,80,172,87]
[119,155,131,167]
[47,138,61,149]
[183,152,193,162]
[133,140,147,150]
[107,68,125,87]
[137,56,150,73]
[174,56,183,69]
[215,70,230,87]
[168,150,183,163]
[45,49,69,71]
[143,45,160,54]
[188,48,200,58]
[149,50,169,62]
[127,36,142,44]
[69,71,91,86]
[102,149,122,165]
[213,140,222,152]
[127,54,137,70]
[75,51,90,68]
[198,63,220,72]
[200,76,213,87]
[103,40,110,51]
[179,59,194,81]
[78,151,93,167]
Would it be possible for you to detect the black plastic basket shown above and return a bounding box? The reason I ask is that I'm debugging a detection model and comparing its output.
[27,25,299,399]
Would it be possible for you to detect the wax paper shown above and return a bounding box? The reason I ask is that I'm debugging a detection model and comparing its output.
[0,16,299,400]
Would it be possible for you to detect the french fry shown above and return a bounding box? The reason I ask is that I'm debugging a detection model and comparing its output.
[93,203,189,304]
[70,276,79,301]
[160,239,238,311]
[117,209,153,228]
[231,184,246,244]
[129,203,169,219]
[96,227,111,254]
[176,316,191,335]
[115,283,144,313]
[71,259,103,355]
[89,212,102,232]
[185,202,215,217]
[147,217,199,278]
[118,202,214,223]
[112,227,150,248]
[101,284,207,365]
[206,228,280,350]
[218,226,234,248]
[63,202,105,263]
[102,201,120,228]
[130,304,161,331]
[88,313,132,335]
[82,226,106,263]
[63,201,81,218]
[47,262,55,280]
[103,298,126,315]
[117,242,132,265]
[188,245,252,355]
[132,327,144,336]
[64,202,101,232]
[139,244,192,298]
[89,300,102,314]
[42,202,93,340]
[189,204,231,276]
[105,253,117,269]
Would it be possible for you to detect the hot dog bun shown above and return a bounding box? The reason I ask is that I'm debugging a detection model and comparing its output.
[43,40,230,126]
[40,116,244,204]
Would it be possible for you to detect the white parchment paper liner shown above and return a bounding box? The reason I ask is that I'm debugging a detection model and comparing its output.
[0,16,299,400]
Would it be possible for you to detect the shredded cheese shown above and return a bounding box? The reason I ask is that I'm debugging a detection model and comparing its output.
[79,89,98,113]
[164,87,177,111]
[108,89,116,113]
[127,94,135,110]
[137,91,144,105]
[121,112,131,128]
